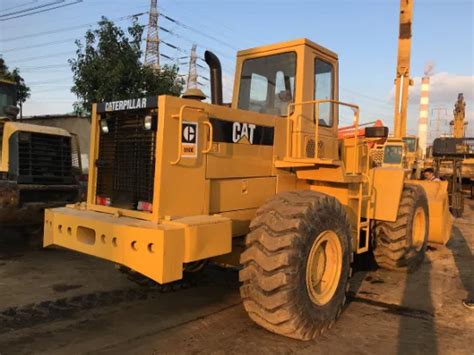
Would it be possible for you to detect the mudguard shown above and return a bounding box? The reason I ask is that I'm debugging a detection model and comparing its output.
[409,180,452,244]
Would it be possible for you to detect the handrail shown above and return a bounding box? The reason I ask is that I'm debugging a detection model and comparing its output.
[202,121,213,153]
[170,105,207,165]
[285,99,360,173]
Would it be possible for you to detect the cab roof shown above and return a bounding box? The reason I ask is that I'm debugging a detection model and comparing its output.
[237,38,338,60]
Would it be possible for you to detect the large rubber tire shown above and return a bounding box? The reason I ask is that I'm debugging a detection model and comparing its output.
[239,191,352,340]
[373,184,429,272]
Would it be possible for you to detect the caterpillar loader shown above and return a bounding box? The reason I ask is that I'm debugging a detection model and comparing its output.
[0,79,82,237]
[44,0,452,340]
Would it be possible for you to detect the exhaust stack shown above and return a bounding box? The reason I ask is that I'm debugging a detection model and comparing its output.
[204,50,223,105]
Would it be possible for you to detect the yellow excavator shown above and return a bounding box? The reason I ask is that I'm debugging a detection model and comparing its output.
[432,94,474,216]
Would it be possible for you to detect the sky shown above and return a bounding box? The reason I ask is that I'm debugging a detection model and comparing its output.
[1,0,473,139]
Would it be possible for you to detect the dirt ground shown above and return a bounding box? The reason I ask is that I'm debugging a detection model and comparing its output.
[0,200,472,354]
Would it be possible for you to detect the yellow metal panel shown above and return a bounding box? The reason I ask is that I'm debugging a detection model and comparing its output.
[219,208,257,237]
[206,143,273,178]
[44,207,185,283]
[371,167,405,222]
[296,166,362,183]
[210,177,276,213]
[236,38,338,59]
[276,173,297,193]
[154,96,209,219]
[44,207,233,283]
[409,180,452,245]
[165,215,232,263]
[310,184,349,205]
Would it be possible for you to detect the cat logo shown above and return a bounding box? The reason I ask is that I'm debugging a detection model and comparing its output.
[232,122,256,144]
[181,121,198,158]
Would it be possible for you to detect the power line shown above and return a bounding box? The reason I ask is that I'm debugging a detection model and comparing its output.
[3,38,77,53]
[0,0,39,13]
[21,64,70,72]
[158,25,234,62]
[159,12,239,51]
[1,0,84,22]
[340,87,392,106]
[2,11,147,42]
[13,50,74,64]
[158,5,256,49]
[28,76,72,84]
[0,0,63,18]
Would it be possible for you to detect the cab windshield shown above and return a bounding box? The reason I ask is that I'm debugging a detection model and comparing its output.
[384,145,403,164]
[238,52,296,116]
[402,137,417,153]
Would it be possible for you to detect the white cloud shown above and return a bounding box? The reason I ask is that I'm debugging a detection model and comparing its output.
[389,72,474,105]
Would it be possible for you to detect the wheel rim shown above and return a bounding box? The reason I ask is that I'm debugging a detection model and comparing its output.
[306,230,343,306]
[412,207,426,251]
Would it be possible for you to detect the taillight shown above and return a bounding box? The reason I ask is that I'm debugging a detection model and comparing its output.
[137,201,152,212]
[96,196,111,206]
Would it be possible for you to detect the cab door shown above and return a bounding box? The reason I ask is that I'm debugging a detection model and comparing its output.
[299,52,339,160]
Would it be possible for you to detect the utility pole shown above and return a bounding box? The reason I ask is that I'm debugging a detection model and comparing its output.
[186,44,198,89]
[144,0,160,71]
[431,107,448,141]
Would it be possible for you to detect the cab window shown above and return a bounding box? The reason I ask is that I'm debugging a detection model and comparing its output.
[402,137,417,153]
[384,145,403,164]
[314,59,334,126]
[238,52,296,116]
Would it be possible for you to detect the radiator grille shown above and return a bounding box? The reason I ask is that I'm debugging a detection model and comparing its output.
[96,112,156,210]
[17,132,73,184]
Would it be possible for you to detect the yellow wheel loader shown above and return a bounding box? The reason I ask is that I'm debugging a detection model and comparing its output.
[0,79,82,241]
[44,0,451,341]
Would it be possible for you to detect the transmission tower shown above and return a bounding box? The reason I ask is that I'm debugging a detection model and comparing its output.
[430,107,448,141]
[144,0,160,71]
[186,44,198,89]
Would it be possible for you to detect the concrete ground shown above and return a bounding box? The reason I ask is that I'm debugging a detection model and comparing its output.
[0,200,472,354]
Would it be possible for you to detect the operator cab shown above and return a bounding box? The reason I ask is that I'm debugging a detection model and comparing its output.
[232,39,340,161]
[402,136,418,154]
[382,139,407,168]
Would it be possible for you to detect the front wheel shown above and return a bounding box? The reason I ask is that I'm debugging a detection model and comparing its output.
[373,184,429,272]
[239,191,352,340]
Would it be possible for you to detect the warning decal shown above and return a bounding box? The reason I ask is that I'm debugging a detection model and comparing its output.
[181,121,198,158]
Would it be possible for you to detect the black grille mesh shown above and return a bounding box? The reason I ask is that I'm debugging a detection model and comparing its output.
[96,112,156,210]
[17,132,72,184]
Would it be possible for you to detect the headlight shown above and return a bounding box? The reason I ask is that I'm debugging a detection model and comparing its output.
[144,115,153,130]
[100,119,109,134]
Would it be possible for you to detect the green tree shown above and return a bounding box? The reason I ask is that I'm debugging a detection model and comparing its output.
[69,17,183,114]
[0,58,31,106]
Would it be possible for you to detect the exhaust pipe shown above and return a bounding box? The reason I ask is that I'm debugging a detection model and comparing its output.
[204,50,223,105]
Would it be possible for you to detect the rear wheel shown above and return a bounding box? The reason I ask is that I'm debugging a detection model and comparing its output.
[373,184,429,272]
[239,191,352,340]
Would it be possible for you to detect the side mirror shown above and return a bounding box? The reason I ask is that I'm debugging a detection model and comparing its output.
[365,126,389,138]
